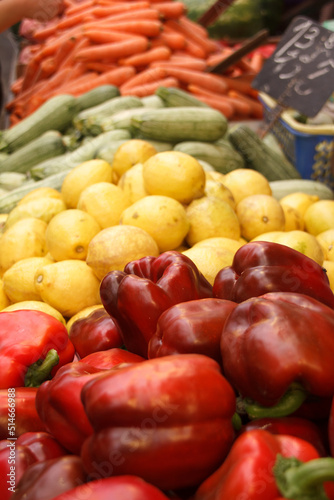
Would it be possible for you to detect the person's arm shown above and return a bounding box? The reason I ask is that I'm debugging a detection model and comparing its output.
[0,0,64,33]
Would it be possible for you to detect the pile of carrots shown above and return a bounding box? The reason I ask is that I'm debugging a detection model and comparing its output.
[8,0,267,125]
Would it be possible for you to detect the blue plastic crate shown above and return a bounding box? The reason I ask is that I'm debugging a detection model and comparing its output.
[259,93,334,189]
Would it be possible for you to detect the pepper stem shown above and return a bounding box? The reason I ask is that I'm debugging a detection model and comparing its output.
[274,454,334,499]
[238,384,308,419]
[24,349,59,387]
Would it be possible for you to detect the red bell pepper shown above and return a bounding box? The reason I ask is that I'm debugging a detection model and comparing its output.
[0,388,46,439]
[51,476,170,500]
[221,292,334,419]
[148,298,237,364]
[100,251,213,357]
[80,353,236,491]
[195,429,334,500]
[0,431,67,500]
[68,308,123,359]
[240,416,328,457]
[0,310,75,389]
[213,240,334,308]
[11,455,87,500]
[36,350,144,455]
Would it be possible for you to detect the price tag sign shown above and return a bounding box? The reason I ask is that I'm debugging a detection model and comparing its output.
[252,16,334,117]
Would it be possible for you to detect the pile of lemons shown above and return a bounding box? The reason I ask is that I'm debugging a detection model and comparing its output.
[1,138,334,327]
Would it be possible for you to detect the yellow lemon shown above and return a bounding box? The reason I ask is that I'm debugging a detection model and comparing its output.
[303,200,334,236]
[0,217,47,276]
[45,209,101,261]
[61,159,113,209]
[185,196,240,247]
[77,182,131,229]
[117,163,148,204]
[316,229,334,261]
[281,204,304,231]
[17,187,63,206]
[34,259,102,318]
[279,192,320,217]
[182,245,235,285]
[66,304,104,333]
[142,151,206,205]
[236,194,286,241]
[0,214,8,233]
[119,195,189,252]
[276,230,324,265]
[221,168,272,205]
[4,197,67,229]
[86,225,159,280]
[204,179,236,210]
[0,279,10,310]
[2,256,53,303]
[111,139,157,179]
[323,260,334,292]
[193,236,244,254]
[2,300,66,325]
[205,171,226,184]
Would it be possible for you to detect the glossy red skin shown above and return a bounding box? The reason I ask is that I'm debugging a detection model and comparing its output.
[35,362,108,455]
[100,251,213,357]
[69,308,123,359]
[81,354,236,491]
[240,417,328,457]
[0,310,75,389]
[221,292,334,406]
[148,298,237,364]
[0,388,46,439]
[195,429,320,500]
[11,455,87,500]
[79,348,145,369]
[16,432,67,462]
[213,241,334,308]
[0,444,36,500]
[51,476,170,500]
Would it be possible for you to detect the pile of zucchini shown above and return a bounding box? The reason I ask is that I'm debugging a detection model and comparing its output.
[0,84,331,213]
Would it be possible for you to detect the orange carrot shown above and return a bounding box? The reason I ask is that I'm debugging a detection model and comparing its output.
[119,45,171,67]
[94,8,160,24]
[165,18,217,55]
[120,76,179,96]
[152,31,186,50]
[120,66,167,91]
[187,89,235,119]
[250,51,264,73]
[33,26,83,61]
[20,57,41,92]
[177,14,209,39]
[85,61,117,72]
[75,37,149,62]
[53,35,80,69]
[227,89,264,119]
[65,0,95,16]
[104,20,163,37]
[10,77,23,95]
[62,66,136,96]
[92,1,150,16]
[152,1,186,19]
[158,66,228,94]
[219,74,257,96]
[54,9,96,31]
[150,58,206,71]
[83,29,146,44]
[32,22,59,42]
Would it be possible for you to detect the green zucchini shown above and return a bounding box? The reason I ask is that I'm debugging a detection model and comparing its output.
[269,179,334,201]
[131,107,228,142]
[141,94,165,109]
[0,94,79,152]
[0,172,27,191]
[75,84,120,112]
[173,140,244,173]
[0,170,72,213]
[96,140,130,165]
[156,87,210,108]
[0,131,66,174]
[228,124,302,181]
[101,107,150,133]
[74,95,143,135]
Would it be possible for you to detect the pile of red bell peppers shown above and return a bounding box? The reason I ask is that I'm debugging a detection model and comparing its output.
[2,241,334,499]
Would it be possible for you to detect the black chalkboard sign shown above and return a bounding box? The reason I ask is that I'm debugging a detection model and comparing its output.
[252,16,334,117]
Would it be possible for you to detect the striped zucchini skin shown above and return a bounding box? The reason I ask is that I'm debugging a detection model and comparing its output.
[0,170,72,213]
[1,94,79,152]
[0,132,66,174]
[270,179,334,200]
[75,85,120,112]
[131,107,228,142]
[228,125,302,181]
[156,87,209,108]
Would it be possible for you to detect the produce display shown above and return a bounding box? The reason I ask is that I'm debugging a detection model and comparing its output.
[2,1,334,498]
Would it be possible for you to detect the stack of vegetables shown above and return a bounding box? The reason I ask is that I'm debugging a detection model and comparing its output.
[7,0,267,124]
[2,241,334,499]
